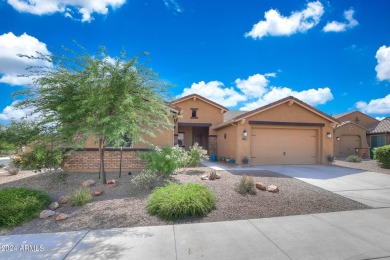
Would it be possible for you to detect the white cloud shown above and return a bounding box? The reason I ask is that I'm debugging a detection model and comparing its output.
[6,0,126,22]
[376,117,385,121]
[240,87,333,110]
[323,9,358,32]
[0,101,35,121]
[356,94,390,114]
[0,32,51,86]
[375,45,390,82]
[178,81,247,107]
[163,0,183,13]
[245,1,324,39]
[235,74,269,98]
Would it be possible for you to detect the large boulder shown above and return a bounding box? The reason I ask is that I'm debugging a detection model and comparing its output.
[81,179,96,187]
[255,182,267,191]
[55,213,68,221]
[39,210,55,219]
[91,189,104,196]
[267,185,279,193]
[58,196,69,204]
[49,201,60,210]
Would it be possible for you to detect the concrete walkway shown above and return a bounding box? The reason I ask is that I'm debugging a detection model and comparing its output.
[1,208,390,260]
[202,161,390,208]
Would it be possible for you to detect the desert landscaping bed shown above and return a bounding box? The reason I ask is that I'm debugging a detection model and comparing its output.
[333,159,390,175]
[0,167,370,235]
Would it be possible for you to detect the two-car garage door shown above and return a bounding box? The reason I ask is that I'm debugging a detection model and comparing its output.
[250,128,318,165]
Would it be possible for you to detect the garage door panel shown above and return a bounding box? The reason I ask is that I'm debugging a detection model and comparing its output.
[251,128,317,165]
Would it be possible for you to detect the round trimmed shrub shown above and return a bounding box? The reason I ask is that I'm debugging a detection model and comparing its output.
[0,187,51,229]
[147,183,216,220]
[374,145,390,169]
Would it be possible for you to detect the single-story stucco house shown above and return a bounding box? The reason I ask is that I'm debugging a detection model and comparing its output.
[333,111,390,159]
[64,94,338,172]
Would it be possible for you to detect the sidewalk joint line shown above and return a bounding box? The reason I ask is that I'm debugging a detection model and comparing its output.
[63,230,91,260]
[247,219,293,260]
[173,225,178,260]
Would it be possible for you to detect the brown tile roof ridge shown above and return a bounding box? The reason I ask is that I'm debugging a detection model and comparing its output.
[336,120,368,130]
[367,118,390,134]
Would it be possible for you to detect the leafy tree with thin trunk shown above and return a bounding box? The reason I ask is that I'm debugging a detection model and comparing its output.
[15,46,173,183]
[0,120,40,152]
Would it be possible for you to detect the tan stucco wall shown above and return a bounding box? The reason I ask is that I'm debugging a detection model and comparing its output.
[216,101,334,165]
[173,97,224,135]
[337,111,378,128]
[334,123,369,158]
[216,124,238,160]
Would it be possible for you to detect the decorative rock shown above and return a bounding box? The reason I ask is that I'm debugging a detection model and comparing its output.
[106,179,116,185]
[81,179,96,187]
[55,213,68,221]
[91,189,104,196]
[215,173,221,179]
[107,184,117,189]
[267,185,279,193]
[39,210,55,219]
[49,201,60,210]
[255,182,267,191]
[200,175,209,180]
[58,196,69,204]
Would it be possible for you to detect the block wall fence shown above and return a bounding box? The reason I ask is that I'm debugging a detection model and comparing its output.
[63,148,148,173]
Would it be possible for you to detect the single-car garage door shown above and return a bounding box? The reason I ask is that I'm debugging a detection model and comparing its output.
[250,128,318,165]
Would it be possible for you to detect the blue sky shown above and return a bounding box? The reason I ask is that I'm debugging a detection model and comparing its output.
[1,0,390,124]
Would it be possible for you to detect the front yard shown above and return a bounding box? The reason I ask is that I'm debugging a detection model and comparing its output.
[0,167,369,235]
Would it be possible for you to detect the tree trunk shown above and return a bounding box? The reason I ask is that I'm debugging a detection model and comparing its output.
[98,136,107,184]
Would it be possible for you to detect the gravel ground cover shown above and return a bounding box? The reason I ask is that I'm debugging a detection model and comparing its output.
[333,159,390,175]
[0,167,370,235]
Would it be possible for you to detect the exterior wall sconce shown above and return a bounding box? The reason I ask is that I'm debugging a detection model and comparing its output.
[336,137,340,141]
[242,129,248,140]
[326,132,332,138]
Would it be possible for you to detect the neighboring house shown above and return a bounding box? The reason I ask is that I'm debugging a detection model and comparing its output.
[367,117,390,149]
[64,94,338,172]
[333,111,390,159]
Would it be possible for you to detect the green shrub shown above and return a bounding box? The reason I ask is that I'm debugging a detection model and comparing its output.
[140,145,188,176]
[235,175,257,195]
[0,187,51,229]
[346,155,362,163]
[131,170,162,190]
[187,143,209,167]
[13,144,65,172]
[147,183,216,220]
[140,144,209,176]
[68,187,92,206]
[374,145,390,169]
[327,155,335,163]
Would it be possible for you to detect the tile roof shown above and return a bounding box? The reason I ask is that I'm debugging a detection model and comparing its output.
[223,110,247,122]
[335,121,367,130]
[367,118,390,134]
[333,111,356,119]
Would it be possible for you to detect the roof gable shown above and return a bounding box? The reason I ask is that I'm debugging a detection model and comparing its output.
[335,121,368,131]
[171,94,228,112]
[214,96,338,129]
[334,111,379,125]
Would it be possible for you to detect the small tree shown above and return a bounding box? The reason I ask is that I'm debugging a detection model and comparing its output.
[15,46,172,183]
[0,121,39,153]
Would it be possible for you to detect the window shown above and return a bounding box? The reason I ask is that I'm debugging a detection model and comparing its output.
[191,108,198,119]
[178,133,185,147]
[371,135,386,148]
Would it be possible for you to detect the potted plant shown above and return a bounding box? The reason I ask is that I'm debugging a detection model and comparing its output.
[242,156,249,164]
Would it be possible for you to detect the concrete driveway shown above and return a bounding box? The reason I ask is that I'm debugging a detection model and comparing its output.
[257,165,390,208]
[203,162,390,208]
